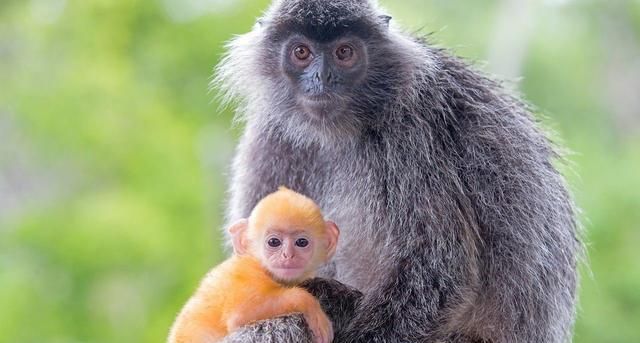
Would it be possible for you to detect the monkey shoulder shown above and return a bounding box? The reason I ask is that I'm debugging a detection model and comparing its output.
[197,256,281,306]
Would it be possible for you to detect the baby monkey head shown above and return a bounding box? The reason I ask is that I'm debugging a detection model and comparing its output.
[229,187,339,285]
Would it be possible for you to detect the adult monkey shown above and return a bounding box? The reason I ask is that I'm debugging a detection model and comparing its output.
[216,0,580,342]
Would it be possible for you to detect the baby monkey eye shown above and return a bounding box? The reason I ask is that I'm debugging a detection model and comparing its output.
[293,45,312,60]
[295,238,309,248]
[267,238,282,248]
[335,44,355,62]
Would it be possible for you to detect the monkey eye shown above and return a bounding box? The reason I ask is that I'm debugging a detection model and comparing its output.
[295,238,309,248]
[335,44,356,65]
[292,44,312,62]
[267,238,282,248]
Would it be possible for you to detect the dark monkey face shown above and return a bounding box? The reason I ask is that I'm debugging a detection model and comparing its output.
[280,34,369,120]
[258,1,398,140]
[217,0,406,144]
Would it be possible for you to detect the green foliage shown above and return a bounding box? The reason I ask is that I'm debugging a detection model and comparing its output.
[1,1,638,342]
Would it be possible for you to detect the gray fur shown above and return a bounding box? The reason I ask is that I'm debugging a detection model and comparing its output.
[217,0,580,342]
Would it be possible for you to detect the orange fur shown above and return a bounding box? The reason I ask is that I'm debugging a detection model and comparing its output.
[168,256,330,343]
[168,187,334,343]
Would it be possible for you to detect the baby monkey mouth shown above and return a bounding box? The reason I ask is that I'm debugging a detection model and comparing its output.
[271,266,306,281]
[273,262,306,269]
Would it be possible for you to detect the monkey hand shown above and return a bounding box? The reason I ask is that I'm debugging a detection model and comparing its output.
[300,278,363,335]
[302,304,334,343]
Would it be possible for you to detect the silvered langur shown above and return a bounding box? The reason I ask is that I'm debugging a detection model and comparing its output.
[216,0,581,342]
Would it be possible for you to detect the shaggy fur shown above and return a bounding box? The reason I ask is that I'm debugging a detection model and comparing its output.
[216,0,580,342]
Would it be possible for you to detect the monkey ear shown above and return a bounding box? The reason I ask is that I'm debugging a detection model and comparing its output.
[324,221,340,260]
[228,219,249,255]
[255,18,270,29]
[379,15,392,28]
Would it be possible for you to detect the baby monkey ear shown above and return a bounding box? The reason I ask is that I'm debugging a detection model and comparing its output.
[324,221,341,260]
[379,15,392,28]
[228,219,249,255]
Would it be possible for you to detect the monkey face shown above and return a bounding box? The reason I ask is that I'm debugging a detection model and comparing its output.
[280,35,369,120]
[260,229,318,284]
[216,0,399,144]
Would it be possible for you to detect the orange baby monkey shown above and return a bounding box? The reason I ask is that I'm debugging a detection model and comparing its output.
[168,187,340,343]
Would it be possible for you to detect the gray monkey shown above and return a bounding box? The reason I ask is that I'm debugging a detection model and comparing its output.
[216,0,581,342]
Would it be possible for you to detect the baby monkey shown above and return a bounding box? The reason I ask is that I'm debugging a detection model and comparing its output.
[168,187,339,343]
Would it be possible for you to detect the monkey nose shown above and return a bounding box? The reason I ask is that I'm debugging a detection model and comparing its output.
[282,245,295,259]
[324,71,333,84]
[282,252,294,259]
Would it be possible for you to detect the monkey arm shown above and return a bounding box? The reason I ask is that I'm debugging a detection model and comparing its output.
[334,234,480,343]
[223,252,477,343]
[225,287,333,343]
[221,314,312,343]
[220,278,363,343]
[300,278,363,335]
[450,119,581,343]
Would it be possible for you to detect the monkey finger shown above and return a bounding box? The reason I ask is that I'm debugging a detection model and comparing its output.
[308,316,333,343]
[313,328,331,343]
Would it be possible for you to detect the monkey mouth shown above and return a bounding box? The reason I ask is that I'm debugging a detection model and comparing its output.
[298,94,341,118]
[304,94,333,103]
[271,264,306,277]
[273,262,306,270]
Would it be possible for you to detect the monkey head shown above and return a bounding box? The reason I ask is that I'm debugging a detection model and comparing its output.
[216,0,406,146]
[228,187,340,285]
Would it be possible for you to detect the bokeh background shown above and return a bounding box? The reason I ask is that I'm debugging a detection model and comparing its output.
[1,0,639,342]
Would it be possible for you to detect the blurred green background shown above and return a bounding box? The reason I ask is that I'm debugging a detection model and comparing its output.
[1,0,639,342]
